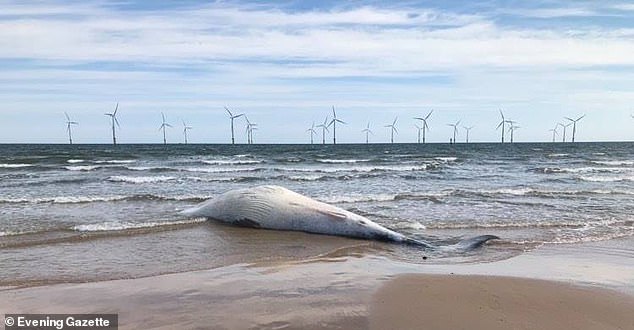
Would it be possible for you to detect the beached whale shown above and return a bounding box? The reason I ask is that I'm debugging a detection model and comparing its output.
[181,185,498,251]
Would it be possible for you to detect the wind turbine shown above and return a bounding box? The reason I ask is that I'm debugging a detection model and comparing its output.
[413,110,433,143]
[463,126,474,143]
[557,122,572,142]
[244,115,257,144]
[329,106,345,144]
[225,107,243,144]
[384,117,398,143]
[64,112,78,145]
[508,123,520,143]
[361,122,373,144]
[415,124,422,143]
[104,103,120,145]
[306,122,317,144]
[496,109,506,143]
[316,116,330,145]
[565,114,585,143]
[549,125,559,142]
[159,112,172,145]
[448,120,460,144]
[182,120,192,144]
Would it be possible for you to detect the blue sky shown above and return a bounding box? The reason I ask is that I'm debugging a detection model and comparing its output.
[1,0,633,143]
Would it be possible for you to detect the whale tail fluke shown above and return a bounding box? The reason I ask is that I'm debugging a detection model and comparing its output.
[453,234,500,251]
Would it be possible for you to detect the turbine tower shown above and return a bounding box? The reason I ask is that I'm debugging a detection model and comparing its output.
[159,112,172,145]
[508,123,520,143]
[557,122,572,142]
[182,120,192,144]
[316,116,330,145]
[415,124,422,143]
[496,109,506,143]
[306,122,317,144]
[244,116,257,144]
[104,103,120,145]
[463,126,474,143]
[549,125,559,143]
[448,120,460,144]
[225,107,244,144]
[385,117,398,143]
[565,114,585,143]
[413,110,433,143]
[361,122,373,144]
[329,106,345,144]
[64,112,78,145]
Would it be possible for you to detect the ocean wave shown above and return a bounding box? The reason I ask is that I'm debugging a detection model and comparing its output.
[533,166,630,174]
[202,160,264,165]
[0,194,212,204]
[0,163,33,168]
[66,159,85,163]
[434,157,458,162]
[65,165,101,171]
[547,153,569,158]
[106,175,176,184]
[95,159,137,164]
[577,175,634,183]
[426,218,629,230]
[591,160,634,166]
[183,167,262,173]
[72,218,207,232]
[320,192,448,204]
[315,159,371,164]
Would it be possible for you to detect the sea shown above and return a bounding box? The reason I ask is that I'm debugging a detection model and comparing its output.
[1,142,633,286]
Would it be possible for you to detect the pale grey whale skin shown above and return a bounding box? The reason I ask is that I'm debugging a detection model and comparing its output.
[182,185,498,250]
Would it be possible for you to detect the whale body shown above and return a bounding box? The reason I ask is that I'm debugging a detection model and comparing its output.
[182,185,498,250]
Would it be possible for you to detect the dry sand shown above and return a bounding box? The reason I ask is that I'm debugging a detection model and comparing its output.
[371,274,634,330]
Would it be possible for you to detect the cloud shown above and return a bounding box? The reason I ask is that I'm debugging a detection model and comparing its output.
[1,1,633,143]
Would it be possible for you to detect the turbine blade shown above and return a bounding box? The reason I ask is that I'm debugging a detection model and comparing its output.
[564,117,574,122]
[425,110,433,119]
[113,103,119,115]
[235,113,244,118]
[162,112,166,122]
[577,114,586,121]
[65,112,70,121]
[225,107,232,117]
[115,117,120,128]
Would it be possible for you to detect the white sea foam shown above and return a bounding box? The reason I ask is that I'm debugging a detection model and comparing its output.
[73,218,207,232]
[320,193,397,204]
[547,153,569,157]
[202,160,264,165]
[107,176,176,184]
[95,159,137,164]
[591,160,634,166]
[435,157,458,162]
[316,159,370,164]
[65,165,100,171]
[578,175,634,182]
[66,159,85,163]
[184,167,259,173]
[0,163,33,168]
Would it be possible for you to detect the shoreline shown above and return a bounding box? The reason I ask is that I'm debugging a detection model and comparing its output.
[1,237,633,329]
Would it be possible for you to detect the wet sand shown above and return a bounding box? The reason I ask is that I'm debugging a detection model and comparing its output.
[371,274,634,330]
[1,237,633,329]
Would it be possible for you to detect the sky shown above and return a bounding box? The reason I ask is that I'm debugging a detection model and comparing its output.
[1,0,634,144]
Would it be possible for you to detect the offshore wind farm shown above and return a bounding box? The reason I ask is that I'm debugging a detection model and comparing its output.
[46,104,632,145]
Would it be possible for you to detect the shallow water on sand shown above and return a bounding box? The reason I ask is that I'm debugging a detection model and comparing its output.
[1,143,633,285]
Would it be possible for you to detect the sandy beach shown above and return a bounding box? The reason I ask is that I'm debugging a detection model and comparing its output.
[2,236,633,329]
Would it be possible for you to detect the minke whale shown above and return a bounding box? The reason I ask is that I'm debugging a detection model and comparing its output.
[181,185,499,251]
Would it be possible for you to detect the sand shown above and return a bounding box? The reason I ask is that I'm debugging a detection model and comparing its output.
[371,274,634,330]
[1,238,633,329]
